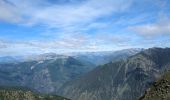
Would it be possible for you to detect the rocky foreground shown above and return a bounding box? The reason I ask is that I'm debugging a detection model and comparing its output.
[0,87,70,100]
[139,70,170,100]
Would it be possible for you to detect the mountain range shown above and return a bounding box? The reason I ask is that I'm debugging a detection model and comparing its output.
[58,47,170,100]
[0,48,169,100]
[0,49,140,94]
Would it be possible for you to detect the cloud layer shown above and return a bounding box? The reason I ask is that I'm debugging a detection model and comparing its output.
[130,14,170,37]
[0,0,170,56]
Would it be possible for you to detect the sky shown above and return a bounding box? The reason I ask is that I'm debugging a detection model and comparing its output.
[0,0,170,56]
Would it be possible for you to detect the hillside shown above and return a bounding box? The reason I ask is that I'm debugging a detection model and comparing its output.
[139,70,170,100]
[0,87,70,100]
[59,48,170,100]
[0,56,94,93]
[0,49,139,93]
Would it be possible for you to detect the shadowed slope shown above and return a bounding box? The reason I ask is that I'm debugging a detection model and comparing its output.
[59,48,170,100]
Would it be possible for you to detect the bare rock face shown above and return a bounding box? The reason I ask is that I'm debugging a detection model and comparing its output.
[59,48,170,100]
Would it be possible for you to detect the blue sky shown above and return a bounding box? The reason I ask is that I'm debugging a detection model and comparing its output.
[0,0,170,56]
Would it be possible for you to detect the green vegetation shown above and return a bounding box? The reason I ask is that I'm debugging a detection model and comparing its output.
[139,70,170,100]
[0,87,70,100]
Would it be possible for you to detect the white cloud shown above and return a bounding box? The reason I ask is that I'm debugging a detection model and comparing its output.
[0,0,170,56]
[0,0,23,23]
[1,0,132,27]
[129,15,170,37]
[0,33,137,56]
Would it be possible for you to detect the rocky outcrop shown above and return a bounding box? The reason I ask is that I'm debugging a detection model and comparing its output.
[139,70,170,100]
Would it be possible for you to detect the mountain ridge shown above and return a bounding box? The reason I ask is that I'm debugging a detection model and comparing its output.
[0,49,140,94]
[58,47,170,100]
